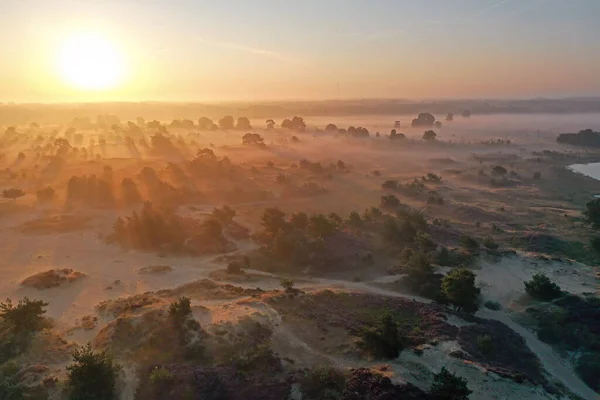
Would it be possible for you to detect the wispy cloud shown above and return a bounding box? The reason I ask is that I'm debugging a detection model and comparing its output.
[194,37,303,65]
[475,0,515,16]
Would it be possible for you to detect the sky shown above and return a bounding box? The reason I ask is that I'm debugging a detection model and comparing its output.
[1,0,599,102]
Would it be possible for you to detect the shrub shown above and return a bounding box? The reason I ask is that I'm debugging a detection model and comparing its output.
[168,297,192,325]
[227,261,243,274]
[36,187,55,203]
[441,268,480,313]
[584,198,600,229]
[357,312,405,359]
[533,171,542,180]
[382,180,398,190]
[300,366,347,400]
[459,235,480,253]
[575,353,600,393]
[524,274,562,301]
[427,190,444,205]
[346,211,362,227]
[430,367,472,400]
[380,194,400,209]
[482,236,499,250]
[280,278,295,293]
[484,300,501,311]
[149,366,174,388]
[476,334,494,356]
[2,188,25,202]
[591,237,600,253]
[67,343,121,400]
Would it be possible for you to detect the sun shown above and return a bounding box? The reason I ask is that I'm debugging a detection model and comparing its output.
[56,33,126,91]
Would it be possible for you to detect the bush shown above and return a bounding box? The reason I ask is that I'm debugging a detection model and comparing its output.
[441,268,480,313]
[227,261,243,274]
[459,235,480,253]
[67,343,121,400]
[382,180,398,190]
[575,353,600,393]
[484,300,501,311]
[533,171,542,180]
[300,366,347,400]
[36,187,55,203]
[2,188,25,201]
[430,367,472,400]
[524,274,562,301]
[168,297,192,325]
[280,278,295,293]
[482,236,499,250]
[476,334,494,356]
[149,366,174,393]
[584,198,600,229]
[357,312,405,359]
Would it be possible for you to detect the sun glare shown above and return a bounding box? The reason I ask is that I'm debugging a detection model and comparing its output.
[56,33,126,91]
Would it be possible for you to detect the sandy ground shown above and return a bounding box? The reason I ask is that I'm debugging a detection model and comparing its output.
[1,113,599,399]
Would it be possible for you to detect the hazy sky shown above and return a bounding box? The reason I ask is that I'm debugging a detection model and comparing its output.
[1,0,599,102]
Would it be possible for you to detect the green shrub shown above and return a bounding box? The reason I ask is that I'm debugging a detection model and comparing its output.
[226,261,243,274]
[575,353,600,393]
[168,297,192,324]
[357,312,405,359]
[67,343,121,400]
[0,297,48,334]
[483,236,499,250]
[300,366,347,400]
[459,235,480,252]
[430,367,472,400]
[441,268,480,313]
[524,274,562,301]
[476,334,494,356]
[483,300,501,311]
[280,278,295,293]
[149,366,174,393]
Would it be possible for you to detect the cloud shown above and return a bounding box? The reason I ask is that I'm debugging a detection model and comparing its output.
[194,37,302,65]
[475,0,515,16]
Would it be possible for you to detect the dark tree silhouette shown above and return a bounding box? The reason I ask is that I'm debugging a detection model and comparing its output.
[430,367,472,400]
[411,113,436,128]
[266,119,275,129]
[198,117,213,130]
[218,116,235,130]
[422,130,437,141]
[325,123,338,133]
[3,188,25,202]
[242,133,266,147]
[236,117,252,130]
[441,268,480,313]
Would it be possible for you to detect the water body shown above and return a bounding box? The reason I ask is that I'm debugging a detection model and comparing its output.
[569,162,600,182]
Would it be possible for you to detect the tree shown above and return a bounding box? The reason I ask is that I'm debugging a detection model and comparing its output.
[218,116,235,130]
[3,188,25,202]
[430,367,472,400]
[242,133,265,147]
[266,119,275,129]
[0,297,48,334]
[290,212,309,230]
[198,117,213,130]
[446,113,454,121]
[357,311,404,359]
[584,198,600,229]
[524,274,562,301]
[261,208,287,234]
[236,117,252,130]
[441,268,480,313]
[491,165,507,176]
[411,112,436,127]
[422,130,437,141]
[67,343,121,400]
[121,178,142,206]
[280,278,295,293]
[36,187,55,203]
[325,123,338,133]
